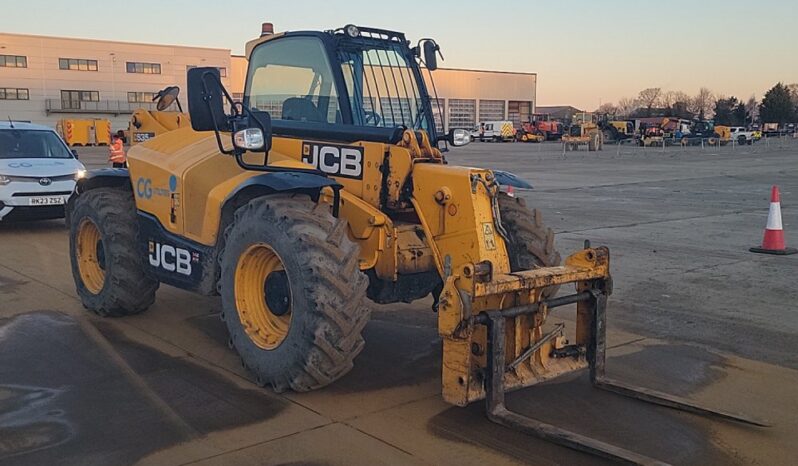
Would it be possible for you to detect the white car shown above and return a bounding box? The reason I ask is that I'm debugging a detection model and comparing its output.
[0,121,86,222]
[729,127,755,145]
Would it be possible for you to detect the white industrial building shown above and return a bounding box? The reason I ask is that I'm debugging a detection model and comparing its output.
[0,33,232,129]
[1,32,535,133]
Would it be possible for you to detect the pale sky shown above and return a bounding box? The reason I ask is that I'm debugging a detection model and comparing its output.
[1,0,795,109]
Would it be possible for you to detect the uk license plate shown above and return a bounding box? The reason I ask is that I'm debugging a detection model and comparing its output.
[29,196,65,206]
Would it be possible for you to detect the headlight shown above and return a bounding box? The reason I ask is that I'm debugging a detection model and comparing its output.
[0,175,10,186]
[345,24,360,38]
[75,169,87,180]
[233,128,265,150]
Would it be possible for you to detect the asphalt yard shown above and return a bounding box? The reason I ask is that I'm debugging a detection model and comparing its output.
[1,138,797,465]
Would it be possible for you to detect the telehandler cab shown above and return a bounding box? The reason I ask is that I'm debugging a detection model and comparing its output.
[68,24,765,464]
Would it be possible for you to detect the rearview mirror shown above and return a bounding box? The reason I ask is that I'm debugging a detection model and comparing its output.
[187,67,229,132]
[71,149,79,159]
[155,86,182,112]
[448,128,471,147]
[423,40,439,71]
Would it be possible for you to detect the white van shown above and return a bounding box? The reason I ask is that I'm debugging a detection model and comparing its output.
[0,122,86,221]
[471,121,516,142]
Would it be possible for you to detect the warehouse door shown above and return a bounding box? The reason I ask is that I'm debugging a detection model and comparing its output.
[508,101,532,128]
[479,100,505,122]
[448,99,476,130]
[431,98,445,133]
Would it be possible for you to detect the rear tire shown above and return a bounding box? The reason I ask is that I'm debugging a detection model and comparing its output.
[498,192,561,299]
[68,188,159,317]
[219,194,370,392]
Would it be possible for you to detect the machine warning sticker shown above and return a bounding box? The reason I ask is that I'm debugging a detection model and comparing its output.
[482,223,497,250]
[301,142,364,179]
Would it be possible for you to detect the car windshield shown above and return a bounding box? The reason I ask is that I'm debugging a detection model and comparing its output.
[0,129,72,159]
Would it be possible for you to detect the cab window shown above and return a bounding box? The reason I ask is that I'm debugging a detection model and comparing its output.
[246,37,341,124]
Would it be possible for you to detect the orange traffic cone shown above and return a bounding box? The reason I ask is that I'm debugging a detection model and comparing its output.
[750,186,797,255]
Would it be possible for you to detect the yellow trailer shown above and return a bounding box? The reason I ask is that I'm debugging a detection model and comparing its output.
[56,119,112,146]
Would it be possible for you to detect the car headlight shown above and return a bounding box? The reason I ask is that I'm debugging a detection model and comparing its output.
[0,175,10,186]
[75,169,87,180]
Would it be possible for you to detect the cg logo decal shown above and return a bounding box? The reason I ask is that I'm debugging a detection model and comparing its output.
[136,177,172,199]
[136,177,153,199]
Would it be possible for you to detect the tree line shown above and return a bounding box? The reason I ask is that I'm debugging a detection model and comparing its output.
[596,83,798,126]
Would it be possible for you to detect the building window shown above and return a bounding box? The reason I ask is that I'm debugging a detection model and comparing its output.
[126,62,161,74]
[448,99,476,129]
[59,58,98,71]
[0,88,29,100]
[479,100,505,122]
[127,91,156,103]
[187,65,226,77]
[0,55,27,68]
[61,90,100,110]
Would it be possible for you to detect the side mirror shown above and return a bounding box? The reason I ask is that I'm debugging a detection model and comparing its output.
[423,40,439,71]
[154,86,182,112]
[187,67,229,132]
[71,149,79,159]
[448,128,471,147]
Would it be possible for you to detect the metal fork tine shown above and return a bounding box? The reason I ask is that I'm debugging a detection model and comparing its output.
[593,377,771,427]
[587,289,771,428]
[485,312,671,466]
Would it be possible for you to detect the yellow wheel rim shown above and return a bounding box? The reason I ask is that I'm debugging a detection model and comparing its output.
[234,243,292,350]
[76,218,106,294]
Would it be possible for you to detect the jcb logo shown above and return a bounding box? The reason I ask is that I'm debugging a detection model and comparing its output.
[149,241,192,276]
[301,142,364,179]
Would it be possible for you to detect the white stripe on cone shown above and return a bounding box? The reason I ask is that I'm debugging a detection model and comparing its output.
[766,202,783,230]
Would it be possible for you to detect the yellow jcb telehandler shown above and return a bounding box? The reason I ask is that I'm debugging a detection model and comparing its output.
[67,24,765,464]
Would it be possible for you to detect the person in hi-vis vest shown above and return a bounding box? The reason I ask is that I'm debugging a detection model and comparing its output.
[109,135,126,168]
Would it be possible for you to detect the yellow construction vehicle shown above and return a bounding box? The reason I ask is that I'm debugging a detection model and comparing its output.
[126,86,191,145]
[66,24,765,464]
[562,113,603,151]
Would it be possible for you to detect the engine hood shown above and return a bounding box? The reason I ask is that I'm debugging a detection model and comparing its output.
[0,158,84,177]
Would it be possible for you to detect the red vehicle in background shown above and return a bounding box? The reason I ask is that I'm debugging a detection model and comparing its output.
[520,114,563,141]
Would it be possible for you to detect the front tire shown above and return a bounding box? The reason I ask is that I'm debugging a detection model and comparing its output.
[69,188,159,317]
[498,192,561,298]
[219,194,370,392]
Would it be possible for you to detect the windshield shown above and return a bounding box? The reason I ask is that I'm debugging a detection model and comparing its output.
[337,42,434,133]
[0,129,72,159]
[246,37,341,124]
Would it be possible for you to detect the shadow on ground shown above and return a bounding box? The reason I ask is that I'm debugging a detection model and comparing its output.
[0,311,288,466]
